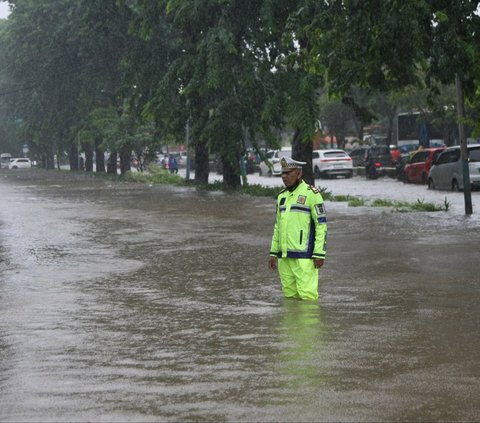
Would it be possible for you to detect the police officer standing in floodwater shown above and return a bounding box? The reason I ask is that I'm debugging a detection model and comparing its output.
[268,157,327,301]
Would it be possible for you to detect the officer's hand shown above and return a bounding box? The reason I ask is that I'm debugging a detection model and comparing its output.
[313,258,324,269]
[268,256,277,271]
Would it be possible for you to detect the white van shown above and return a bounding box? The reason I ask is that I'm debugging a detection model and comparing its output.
[1,153,12,168]
[428,144,480,191]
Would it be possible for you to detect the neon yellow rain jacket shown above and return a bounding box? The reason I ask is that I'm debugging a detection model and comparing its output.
[270,180,327,259]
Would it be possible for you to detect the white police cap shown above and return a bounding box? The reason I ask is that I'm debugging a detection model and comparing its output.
[280,156,306,171]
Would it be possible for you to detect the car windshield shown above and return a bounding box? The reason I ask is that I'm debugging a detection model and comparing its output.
[350,150,363,156]
[468,147,480,162]
[376,147,389,154]
[278,150,291,158]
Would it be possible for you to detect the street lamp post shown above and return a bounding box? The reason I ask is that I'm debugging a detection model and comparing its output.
[185,117,191,182]
[455,73,473,215]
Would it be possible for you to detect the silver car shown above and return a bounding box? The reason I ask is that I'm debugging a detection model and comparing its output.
[427,144,480,191]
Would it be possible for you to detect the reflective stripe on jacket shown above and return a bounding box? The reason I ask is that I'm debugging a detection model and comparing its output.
[270,180,327,259]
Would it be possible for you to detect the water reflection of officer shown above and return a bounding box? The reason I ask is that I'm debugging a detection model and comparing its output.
[268,157,327,301]
[274,300,327,402]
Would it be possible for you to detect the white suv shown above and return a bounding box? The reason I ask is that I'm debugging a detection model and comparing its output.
[8,158,32,169]
[312,149,353,178]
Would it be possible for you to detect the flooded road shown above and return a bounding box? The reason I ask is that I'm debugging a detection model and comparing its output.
[1,169,479,422]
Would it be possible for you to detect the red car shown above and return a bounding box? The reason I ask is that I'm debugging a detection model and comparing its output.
[404,147,446,184]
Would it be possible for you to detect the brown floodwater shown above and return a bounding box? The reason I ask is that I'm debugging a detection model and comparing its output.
[0,169,479,422]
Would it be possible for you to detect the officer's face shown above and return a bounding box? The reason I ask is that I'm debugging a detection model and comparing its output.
[282,168,301,187]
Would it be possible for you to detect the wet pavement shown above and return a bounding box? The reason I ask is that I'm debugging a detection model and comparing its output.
[0,169,479,422]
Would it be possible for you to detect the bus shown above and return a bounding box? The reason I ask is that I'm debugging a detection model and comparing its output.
[396,112,445,148]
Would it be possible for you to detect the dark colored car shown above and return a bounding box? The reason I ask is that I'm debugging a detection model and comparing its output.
[364,145,393,178]
[404,147,446,184]
[348,147,369,167]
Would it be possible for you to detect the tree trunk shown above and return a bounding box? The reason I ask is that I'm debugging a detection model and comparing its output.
[292,129,314,186]
[107,151,117,174]
[119,146,131,175]
[222,152,241,188]
[194,143,209,185]
[84,143,94,172]
[95,138,105,173]
[46,150,55,170]
[69,143,79,171]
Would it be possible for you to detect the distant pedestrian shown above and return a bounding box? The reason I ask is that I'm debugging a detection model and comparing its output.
[390,146,401,164]
[168,155,178,174]
[161,154,169,169]
[268,157,327,301]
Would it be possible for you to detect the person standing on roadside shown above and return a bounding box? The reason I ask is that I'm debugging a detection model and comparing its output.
[268,157,327,301]
[168,155,178,174]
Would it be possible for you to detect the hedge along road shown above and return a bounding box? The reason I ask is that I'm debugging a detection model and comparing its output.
[0,168,479,422]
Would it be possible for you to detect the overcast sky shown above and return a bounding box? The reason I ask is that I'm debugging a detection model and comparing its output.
[0,2,10,19]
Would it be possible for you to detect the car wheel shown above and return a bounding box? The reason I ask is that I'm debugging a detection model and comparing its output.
[452,179,460,192]
[314,166,321,178]
[346,170,353,178]
[428,178,435,190]
[421,173,428,184]
[267,169,272,177]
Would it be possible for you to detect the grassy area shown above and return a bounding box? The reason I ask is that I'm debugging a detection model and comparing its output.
[120,163,184,184]
[371,198,449,212]
[330,194,366,207]
[122,166,449,212]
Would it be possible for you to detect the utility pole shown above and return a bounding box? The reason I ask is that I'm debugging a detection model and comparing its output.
[455,73,473,215]
[240,124,248,186]
[185,118,191,182]
[185,99,191,182]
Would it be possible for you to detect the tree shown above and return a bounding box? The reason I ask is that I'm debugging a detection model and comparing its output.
[307,0,431,95]
[127,0,308,187]
[76,0,134,173]
[319,97,354,149]
[426,1,480,214]
[2,0,90,168]
[254,1,326,185]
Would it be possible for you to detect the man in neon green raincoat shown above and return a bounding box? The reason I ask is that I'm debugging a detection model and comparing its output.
[268,157,327,300]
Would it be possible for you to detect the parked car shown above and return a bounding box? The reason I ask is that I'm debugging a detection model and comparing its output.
[400,142,445,156]
[258,148,291,176]
[8,157,32,169]
[427,144,480,191]
[404,147,446,184]
[312,149,353,178]
[348,146,369,167]
[399,143,422,155]
[1,153,12,168]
